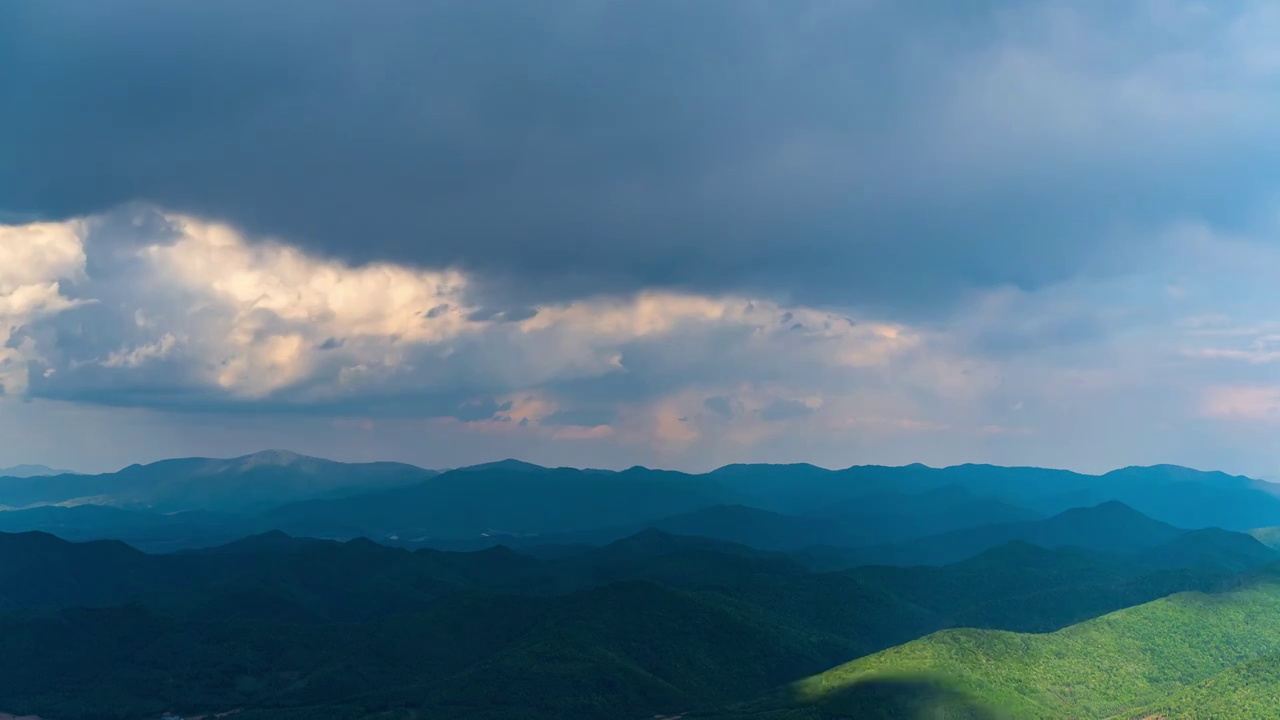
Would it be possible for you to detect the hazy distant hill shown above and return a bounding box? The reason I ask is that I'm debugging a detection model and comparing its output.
[721,462,1280,531]
[1136,527,1280,573]
[810,484,1043,544]
[0,464,78,478]
[260,464,734,540]
[852,501,1189,566]
[0,450,435,513]
[555,489,1042,552]
[0,504,249,553]
[6,456,1279,554]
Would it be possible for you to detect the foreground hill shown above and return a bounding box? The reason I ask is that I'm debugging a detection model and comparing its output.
[1126,652,1280,719]
[0,581,855,720]
[723,573,1280,719]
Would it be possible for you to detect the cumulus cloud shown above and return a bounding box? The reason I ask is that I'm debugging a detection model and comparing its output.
[0,221,87,395]
[17,210,918,427]
[4,205,1278,476]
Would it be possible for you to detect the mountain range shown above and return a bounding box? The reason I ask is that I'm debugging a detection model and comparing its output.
[5,451,1280,553]
[7,452,1280,718]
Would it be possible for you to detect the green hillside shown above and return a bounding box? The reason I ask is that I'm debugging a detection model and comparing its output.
[724,575,1280,719]
[1125,652,1280,719]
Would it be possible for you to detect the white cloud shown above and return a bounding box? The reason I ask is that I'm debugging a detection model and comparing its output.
[6,206,1280,476]
[0,220,88,395]
[101,333,180,369]
[9,212,921,430]
[68,213,918,408]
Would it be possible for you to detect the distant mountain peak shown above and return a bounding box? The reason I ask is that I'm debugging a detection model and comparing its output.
[957,539,1067,567]
[194,530,313,555]
[1047,500,1179,533]
[1054,500,1147,521]
[608,527,680,549]
[455,459,548,473]
[1104,464,1240,482]
[709,462,827,475]
[235,449,309,466]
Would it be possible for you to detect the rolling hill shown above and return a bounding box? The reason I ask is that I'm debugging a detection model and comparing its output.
[1125,651,1280,719]
[727,573,1280,719]
[1136,527,1280,573]
[854,500,1188,566]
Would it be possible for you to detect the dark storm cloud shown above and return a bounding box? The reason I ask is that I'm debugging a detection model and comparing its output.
[3,1,1278,315]
[760,399,815,422]
[703,396,733,418]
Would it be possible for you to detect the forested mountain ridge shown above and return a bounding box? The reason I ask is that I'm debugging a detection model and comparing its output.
[4,453,1279,552]
[5,455,1280,718]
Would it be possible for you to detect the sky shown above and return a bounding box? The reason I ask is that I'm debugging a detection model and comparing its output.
[1,0,1279,476]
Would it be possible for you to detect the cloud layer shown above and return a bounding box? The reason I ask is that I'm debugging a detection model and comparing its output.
[2,2,1280,475]
[0,206,1276,476]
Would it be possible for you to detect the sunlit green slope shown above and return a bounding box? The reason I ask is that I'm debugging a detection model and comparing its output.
[1123,652,1280,719]
[716,575,1280,720]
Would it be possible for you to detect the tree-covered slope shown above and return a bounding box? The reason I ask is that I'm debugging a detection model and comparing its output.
[0,581,858,720]
[1125,652,1280,719]
[727,576,1280,719]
